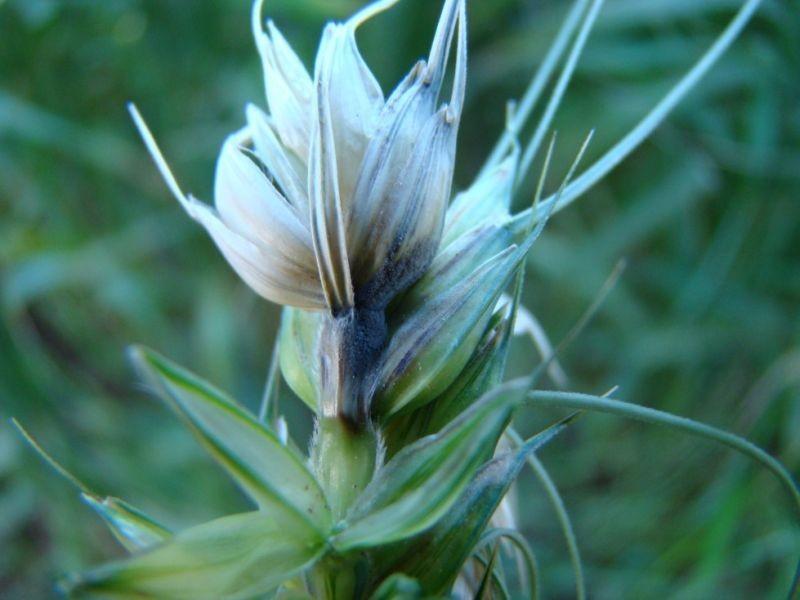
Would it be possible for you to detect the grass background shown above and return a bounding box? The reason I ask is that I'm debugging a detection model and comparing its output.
[1,0,798,597]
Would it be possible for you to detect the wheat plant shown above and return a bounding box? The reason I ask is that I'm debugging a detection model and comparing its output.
[13,0,799,598]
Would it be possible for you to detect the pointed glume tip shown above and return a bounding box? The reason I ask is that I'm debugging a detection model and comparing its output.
[127,103,193,212]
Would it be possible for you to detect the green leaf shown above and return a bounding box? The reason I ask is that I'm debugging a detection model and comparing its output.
[61,510,325,600]
[81,494,170,552]
[333,382,567,551]
[278,307,322,412]
[275,588,315,600]
[527,390,800,513]
[275,589,315,600]
[373,415,577,595]
[130,346,331,534]
[11,419,170,552]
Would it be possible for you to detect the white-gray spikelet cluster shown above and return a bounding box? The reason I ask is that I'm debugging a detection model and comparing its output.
[131,0,466,315]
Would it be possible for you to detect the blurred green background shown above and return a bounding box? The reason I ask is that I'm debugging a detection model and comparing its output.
[1,0,798,597]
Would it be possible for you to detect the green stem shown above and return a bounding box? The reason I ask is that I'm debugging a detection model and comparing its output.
[311,417,379,522]
[309,556,358,600]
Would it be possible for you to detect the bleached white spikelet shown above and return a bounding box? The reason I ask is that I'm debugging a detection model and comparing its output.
[130,0,467,316]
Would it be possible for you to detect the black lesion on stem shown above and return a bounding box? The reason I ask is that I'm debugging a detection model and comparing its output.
[320,306,387,430]
[323,240,441,430]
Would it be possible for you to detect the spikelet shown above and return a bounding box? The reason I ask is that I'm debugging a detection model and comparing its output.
[17,1,798,598]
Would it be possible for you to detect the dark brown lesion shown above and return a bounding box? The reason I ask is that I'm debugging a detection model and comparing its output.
[319,306,386,430]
